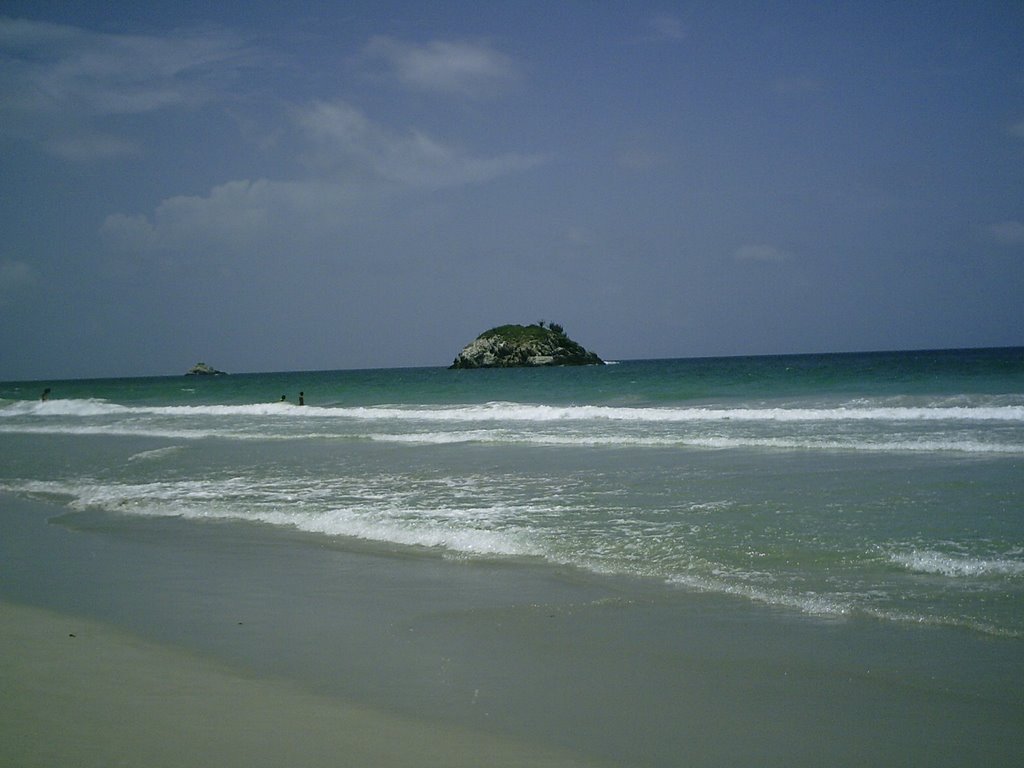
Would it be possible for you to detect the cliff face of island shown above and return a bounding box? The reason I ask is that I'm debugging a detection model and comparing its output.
[449,324,604,369]
[185,362,227,376]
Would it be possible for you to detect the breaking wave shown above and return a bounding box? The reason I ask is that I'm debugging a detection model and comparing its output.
[5,397,1023,423]
[890,550,1024,578]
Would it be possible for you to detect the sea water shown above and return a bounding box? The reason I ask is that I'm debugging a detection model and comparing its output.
[2,347,1023,639]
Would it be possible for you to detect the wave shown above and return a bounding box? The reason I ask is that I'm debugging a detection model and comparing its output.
[0,478,541,559]
[369,431,1024,454]
[666,570,1022,638]
[3,478,1019,638]
[1,399,298,418]
[5,397,1023,458]
[1,398,130,417]
[2,422,1019,454]
[5,397,1024,423]
[302,402,1024,423]
[890,550,1024,578]
[0,424,213,440]
[127,446,186,462]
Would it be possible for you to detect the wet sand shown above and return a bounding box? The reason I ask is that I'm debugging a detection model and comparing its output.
[1,600,603,768]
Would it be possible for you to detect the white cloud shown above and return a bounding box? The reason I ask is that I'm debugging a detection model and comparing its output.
[986,220,1024,246]
[0,16,252,158]
[361,36,520,96]
[296,99,544,188]
[0,17,249,114]
[101,178,361,257]
[101,98,545,264]
[734,244,793,263]
[638,14,687,42]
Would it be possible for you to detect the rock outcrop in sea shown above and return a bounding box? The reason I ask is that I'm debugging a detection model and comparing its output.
[185,362,227,376]
[449,324,604,369]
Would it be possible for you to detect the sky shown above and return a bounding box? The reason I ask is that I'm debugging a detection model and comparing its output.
[1,1,1022,379]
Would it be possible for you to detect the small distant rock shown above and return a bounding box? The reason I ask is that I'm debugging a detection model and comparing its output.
[450,324,604,369]
[185,362,227,376]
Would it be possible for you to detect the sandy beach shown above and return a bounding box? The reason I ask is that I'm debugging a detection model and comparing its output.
[2,491,1022,767]
[1,600,603,768]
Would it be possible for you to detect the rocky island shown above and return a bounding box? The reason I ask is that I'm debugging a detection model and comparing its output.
[185,362,227,376]
[450,323,604,369]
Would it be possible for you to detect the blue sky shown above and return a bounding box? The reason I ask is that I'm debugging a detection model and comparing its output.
[1,1,1022,379]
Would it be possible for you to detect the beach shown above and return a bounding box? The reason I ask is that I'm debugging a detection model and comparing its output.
[2,600,610,768]
[3,491,1021,767]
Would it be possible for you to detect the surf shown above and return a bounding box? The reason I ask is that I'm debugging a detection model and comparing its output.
[6,397,1024,423]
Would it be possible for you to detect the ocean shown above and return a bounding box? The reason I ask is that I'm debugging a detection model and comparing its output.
[2,347,1023,637]
[2,347,1023,765]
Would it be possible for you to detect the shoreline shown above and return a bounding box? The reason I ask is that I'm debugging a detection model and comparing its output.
[2,491,1023,767]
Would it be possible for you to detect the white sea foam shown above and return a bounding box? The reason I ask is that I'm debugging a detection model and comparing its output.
[365,430,1022,454]
[331,402,1024,424]
[667,569,1024,637]
[127,446,185,462]
[890,550,1024,578]
[5,398,1023,423]
[0,398,127,417]
[0,424,230,440]
[666,571,854,618]
[670,436,1024,454]
[263,509,541,556]
[4,421,1018,454]
[0,477,541,559]
[0,399,302,419]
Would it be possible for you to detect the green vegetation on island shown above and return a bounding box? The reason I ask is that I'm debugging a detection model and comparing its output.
[449,322,604,369]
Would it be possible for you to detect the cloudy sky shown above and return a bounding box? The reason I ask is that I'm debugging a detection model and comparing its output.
[1,1,1022,379]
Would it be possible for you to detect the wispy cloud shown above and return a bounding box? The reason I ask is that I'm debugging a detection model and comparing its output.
[101,178,363,260]
[101,99,545,261]
[1008,120,1024,140]
[986,220,1024,246]
[295,99,544,188]
[0,259,38,305]
[0,16,252,158]
[638,14,687,42]
[360,36,520,97]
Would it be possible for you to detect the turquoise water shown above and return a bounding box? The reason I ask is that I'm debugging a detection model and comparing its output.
[2,347,1023,637]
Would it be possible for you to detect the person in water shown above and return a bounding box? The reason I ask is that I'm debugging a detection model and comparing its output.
[299,392,305,406]
[40,388,51,402]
